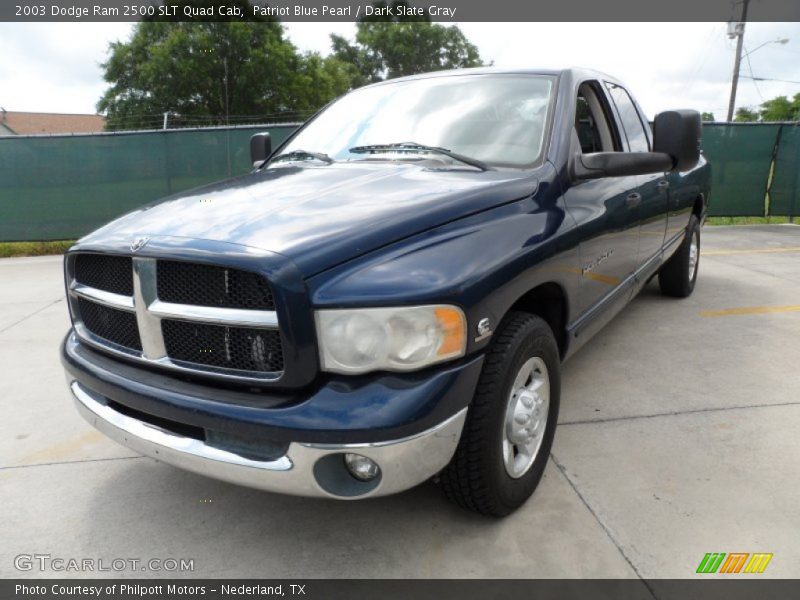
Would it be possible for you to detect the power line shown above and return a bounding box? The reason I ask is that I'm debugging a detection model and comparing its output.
[741,75,800,85]
[743,45,764,102]
[681,24,724,95]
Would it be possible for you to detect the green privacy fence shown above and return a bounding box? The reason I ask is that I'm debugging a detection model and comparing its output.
[769,125,800,217]
[1,122,799,241]
[702,122,800,218]
[702,124,779,217]
[0,124,298,242]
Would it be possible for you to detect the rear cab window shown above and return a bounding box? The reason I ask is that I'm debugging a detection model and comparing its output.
[604,82,651,152]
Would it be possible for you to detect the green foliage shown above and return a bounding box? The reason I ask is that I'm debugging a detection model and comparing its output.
[98,1,485,130]
[0,240,74,258]
[706,216,791,226]
[732,93,800,124]
[734,107,759,122]
[330,33,385,88]
[330,1,484,86]
[98,2,351,130]
[758,94,800,122]
[701,112,716,122]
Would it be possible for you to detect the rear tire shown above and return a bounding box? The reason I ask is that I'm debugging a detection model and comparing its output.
[440,311,560,517]
[659,214,700,298]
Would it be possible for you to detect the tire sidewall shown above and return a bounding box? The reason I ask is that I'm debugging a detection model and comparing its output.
[679,215,701,296]
[485,321,560,513]
[659,213,701,298]
[688,218,700,290]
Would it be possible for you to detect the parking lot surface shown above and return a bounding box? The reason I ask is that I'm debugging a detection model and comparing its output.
[1,225,799,579]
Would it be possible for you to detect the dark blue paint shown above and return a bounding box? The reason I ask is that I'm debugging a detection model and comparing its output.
[65,67,711,439]
[62,332,483,444]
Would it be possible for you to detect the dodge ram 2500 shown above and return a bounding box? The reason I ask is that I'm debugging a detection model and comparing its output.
[62,68,710,516]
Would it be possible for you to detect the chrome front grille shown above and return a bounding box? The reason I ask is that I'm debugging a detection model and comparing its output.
[67,253,283,383]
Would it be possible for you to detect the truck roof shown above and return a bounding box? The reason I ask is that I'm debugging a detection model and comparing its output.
[364,66,625,88]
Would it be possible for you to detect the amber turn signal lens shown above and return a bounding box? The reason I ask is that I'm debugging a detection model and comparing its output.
[435,307,466,357]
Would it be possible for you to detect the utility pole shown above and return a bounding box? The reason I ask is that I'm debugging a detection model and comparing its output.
[162,112,169,130]
[726,0,750,122]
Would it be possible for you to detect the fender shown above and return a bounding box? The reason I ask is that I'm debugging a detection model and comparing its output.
[307,162,582,358]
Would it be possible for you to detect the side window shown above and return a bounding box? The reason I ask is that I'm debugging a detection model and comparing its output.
[574,82,619,154]
[605,83,650,152]
[575,93,602,153]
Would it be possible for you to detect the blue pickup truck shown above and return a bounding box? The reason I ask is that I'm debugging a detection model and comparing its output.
[61,67,709,516]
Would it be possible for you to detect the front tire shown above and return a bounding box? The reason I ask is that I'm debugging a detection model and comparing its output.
[659,214,700,298]
[440,311,560,517]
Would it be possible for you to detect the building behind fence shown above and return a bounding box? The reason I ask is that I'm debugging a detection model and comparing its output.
[0,122,798,242]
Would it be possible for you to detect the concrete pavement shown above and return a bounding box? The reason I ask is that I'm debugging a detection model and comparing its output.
[1,226,798,580]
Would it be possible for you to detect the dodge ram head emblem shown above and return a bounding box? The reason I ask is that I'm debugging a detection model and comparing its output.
[130,236,149,252]
[475,317,493,342]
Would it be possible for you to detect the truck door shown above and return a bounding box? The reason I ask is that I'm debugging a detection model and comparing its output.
[604,82,669,269]
[564,81,641,317]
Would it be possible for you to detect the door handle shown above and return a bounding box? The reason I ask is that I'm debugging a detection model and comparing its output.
[626,193,642,209]
[657,180,670,191]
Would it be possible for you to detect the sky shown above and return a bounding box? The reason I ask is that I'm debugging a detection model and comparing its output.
[0,21,799,120]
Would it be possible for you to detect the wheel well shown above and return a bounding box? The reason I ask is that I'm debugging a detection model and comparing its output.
[693,194,704,218]
[507,283,568,358]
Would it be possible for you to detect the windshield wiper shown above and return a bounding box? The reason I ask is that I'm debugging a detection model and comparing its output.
[270,150,334,165]
[348,142,490,171]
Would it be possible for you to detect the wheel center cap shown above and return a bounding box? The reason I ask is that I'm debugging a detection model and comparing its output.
[508,390,539,444]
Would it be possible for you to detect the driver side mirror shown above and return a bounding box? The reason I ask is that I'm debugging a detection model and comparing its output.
[250,133,272,166]
[653,109,701,172]
[571,108,702,181]
[572,151,673,180]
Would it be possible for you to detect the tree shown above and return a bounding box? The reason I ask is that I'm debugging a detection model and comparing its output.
[701,112,715,122]
[734,107,759,122]
[330,1,484,87]
[98,1,351,130]
[729,93,800,124]
[758,94,800,122]
[330,33,384,88]
[98,1,486,130]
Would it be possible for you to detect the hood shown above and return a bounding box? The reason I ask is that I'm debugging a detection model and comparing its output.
[83,162,539,277]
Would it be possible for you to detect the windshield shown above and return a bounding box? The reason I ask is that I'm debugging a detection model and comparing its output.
[278,74,555,169]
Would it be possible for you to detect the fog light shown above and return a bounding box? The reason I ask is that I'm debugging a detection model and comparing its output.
[344,453,380,481]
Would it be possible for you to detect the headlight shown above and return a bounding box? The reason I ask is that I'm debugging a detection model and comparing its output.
[315,305,467,374]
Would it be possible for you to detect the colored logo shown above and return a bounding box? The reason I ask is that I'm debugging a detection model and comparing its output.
[696,552,773,574]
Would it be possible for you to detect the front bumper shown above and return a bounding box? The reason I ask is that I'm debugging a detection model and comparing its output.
[62,331,482,498]
[70,380,466,498]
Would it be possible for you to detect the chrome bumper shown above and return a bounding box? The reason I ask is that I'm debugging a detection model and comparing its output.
[69,380,467,499]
